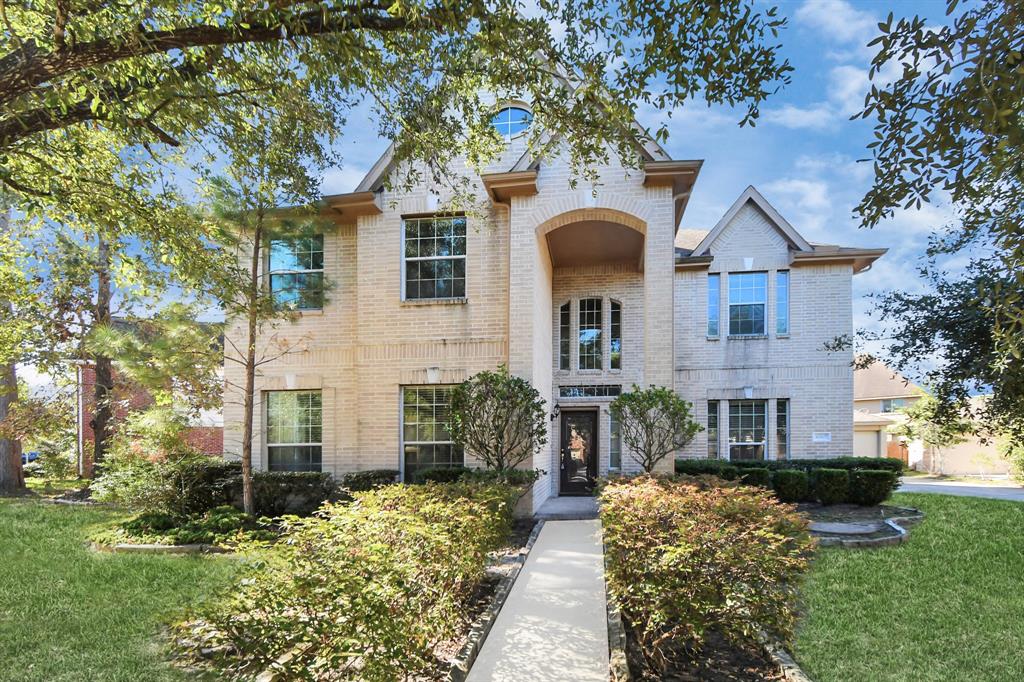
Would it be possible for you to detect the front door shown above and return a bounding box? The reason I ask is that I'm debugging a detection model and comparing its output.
[560,410,598,495]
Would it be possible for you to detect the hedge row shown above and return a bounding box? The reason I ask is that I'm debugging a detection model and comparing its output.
[675,458,899,506]
[600,476,813,669]
[177,481,520,680]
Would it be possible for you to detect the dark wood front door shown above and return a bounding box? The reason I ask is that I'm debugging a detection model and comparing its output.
[560,410,598,495]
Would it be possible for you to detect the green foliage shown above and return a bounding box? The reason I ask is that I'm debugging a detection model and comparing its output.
[611,385,702,473]
[177,481,519,680]
[889,393,973,451]
[415,466,472,484]
[449,365,547,471]
[772,469,810,504]
[91,506,276,547]
[813,469,849,506]
[740,467,772,488]
[461,467,543,488]
[338,469,399,492]
[231,472,338,518]
[33,440,77,480]
[92,452,237,518]
[674,458,739,480]
[731,456,904,475]
[600,476,813,672]
[847,470,897,507]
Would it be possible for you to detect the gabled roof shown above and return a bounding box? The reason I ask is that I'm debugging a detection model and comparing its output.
[854,359,922,400]
[691,186,812,256]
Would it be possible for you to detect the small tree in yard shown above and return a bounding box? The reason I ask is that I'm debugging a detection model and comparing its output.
[890,394,972,474]
[449,366,546,472]
[610,385,701,473]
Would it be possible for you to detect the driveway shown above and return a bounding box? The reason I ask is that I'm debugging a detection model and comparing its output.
[899,477,1024,502]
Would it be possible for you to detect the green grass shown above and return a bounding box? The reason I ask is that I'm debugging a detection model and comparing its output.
[795,493,1024,682]
[0,500,240,682]
[24,477,89,496]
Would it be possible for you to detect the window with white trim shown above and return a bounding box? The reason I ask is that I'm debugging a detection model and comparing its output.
[402,386,464,480]
[776,270,790,335]
[707,273,720,337]
[269,235,324,310]
[776,399,789,459]
[559,302,571,371]
[266,391,323,472]
[403,216,466,300]
[728,272,767,336]
[490,106,533,138]
[881,398,905,413]
[707,400,720,458]
[610,301,622,370]
[578,298,603,370]
[728,400,766,461]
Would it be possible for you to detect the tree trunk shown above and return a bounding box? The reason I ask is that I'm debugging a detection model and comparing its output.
[90,235,113,476]
[239,220,262,515]
[0,346,23,494]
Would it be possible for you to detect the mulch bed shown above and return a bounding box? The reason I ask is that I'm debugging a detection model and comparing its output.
[624,624,783,681]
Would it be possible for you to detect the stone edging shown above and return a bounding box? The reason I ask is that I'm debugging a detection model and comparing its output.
[447,519,546,682]
[760,636,815,682]
[815,507,924,549]
[90,541,231,555]
[602,538,630,682]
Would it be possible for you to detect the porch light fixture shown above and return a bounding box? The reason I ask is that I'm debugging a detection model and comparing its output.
[550,403,561,422]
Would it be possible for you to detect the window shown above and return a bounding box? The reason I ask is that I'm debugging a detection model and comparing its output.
[490,106,533,138]
[559,302,571,371]
[776,270,790,335]
[728,272,767,336]
[707,400,719,458]
[578,298,603,370]
[707,273,720,337]
[881,398,905,413]
[559,385,622,398]
[266,391,322,472]
[610,301,622,370]
[728,400,766,460]
[403,216,467,300]
[269,235,324,310]
[402,386,464,480]
[609,414,622,469]
[776,399,789,459]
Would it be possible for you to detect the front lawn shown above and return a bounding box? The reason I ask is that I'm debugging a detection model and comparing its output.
[0,500,239,682]
[795,492,1024,682]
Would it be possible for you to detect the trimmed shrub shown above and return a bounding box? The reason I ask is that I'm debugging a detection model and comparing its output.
[599,476,813,669]
[674,458,739,480]
[415,466,471,483]
[461,467,542,487]
[92,452,239,517]
[177,481,519,680]
[848,470,897,506]
[338,469,399,492]
[740,467,771,488]
[245,472,337,517]
[731,456,903,475]
[92,506,276,547]
[813,468,849,505]
[772,469,810,503]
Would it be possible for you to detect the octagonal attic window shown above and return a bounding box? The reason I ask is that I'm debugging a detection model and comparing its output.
[491,106,532,139]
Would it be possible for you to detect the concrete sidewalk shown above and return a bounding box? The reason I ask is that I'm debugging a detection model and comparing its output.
[466,520,609,682]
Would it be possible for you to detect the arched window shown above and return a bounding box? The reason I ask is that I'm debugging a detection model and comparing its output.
[610,300,622,369]
[491,106,533,138]
[559,302,571,370]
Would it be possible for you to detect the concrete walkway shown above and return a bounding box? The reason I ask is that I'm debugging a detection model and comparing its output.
[467,520,609,682]
[899,477,1024,502]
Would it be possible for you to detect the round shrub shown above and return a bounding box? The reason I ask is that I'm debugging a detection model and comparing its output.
[338,469,398,492]
[415,466,471,484]
[772,469,809,503]
[674,459,739,480]
[740,467,771,488]
[813,468,849,505]
[848,470,896,506]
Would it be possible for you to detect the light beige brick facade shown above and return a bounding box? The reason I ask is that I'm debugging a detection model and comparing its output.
[223,130,883,509]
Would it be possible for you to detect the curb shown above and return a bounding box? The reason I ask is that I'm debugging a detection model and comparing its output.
[447,519,545,681]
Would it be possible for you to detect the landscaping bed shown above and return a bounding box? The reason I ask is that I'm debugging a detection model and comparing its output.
[624,626,784,681]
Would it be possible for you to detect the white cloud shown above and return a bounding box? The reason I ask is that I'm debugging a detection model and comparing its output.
[795,0,876,46]
[761,103,836,131]
[828,65,870,117]
[762,178,831,213]
[320,165,370,195]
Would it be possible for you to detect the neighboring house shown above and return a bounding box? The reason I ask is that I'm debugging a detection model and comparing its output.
[222,103,886,513]
[853,359,1009,476]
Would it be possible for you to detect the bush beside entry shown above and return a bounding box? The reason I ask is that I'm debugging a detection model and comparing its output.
[772,469,810,503]
[611,386,702,473]
[740,467,771,488]
[813,469,849,506]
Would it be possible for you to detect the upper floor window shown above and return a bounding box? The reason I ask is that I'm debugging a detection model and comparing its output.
[559,302,571,371]
[578,298,603,370]
[491,106,533,139]
[881,398,905,413]
[728,272,767,336]
[403,216,466,300]
[269,235,324,310]
[266,390,323,472]
[776,270,790,335]
[729,400,766,461]
[707,273,720,337]
[610,301,622,370]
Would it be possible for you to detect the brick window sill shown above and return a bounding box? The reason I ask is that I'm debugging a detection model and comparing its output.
[727,334,768,341]
[401,297,468,307]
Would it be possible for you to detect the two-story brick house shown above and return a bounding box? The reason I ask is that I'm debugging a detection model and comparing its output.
[222,104,886,512]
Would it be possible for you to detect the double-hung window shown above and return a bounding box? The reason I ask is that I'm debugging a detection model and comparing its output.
[776,270,790,335]
[402,386,464,480]
[578,298,603,370]
[403,216,467,300]
[728,272,767,336]
[728,400,766,460]
[707,400,720,458]
[707,273,720,337]
[269,235,324,310]
[776,399,789,459]
[266,391,323,472]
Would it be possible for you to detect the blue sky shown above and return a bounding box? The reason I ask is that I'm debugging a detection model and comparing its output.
[320,0,955,350]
